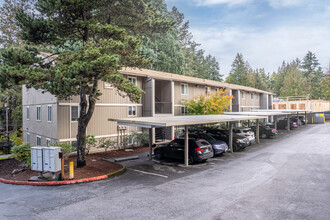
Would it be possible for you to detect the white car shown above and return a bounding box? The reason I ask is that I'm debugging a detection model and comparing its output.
[233,128,255,145]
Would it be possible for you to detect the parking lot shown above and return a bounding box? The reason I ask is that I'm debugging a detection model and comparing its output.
[1,123,330,220]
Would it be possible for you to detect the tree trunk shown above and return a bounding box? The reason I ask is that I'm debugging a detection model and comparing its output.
[76,75,99,167]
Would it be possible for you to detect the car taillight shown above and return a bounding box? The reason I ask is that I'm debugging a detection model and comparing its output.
[293,122,296,125]
[272,129,277,132]
[195,147,204,152]
[245,134,250,136]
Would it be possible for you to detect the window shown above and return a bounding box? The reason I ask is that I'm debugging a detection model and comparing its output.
[71,106,79,121]
[47,105,52,122]
[251,93,254,99]
[36,136,41,146]
[256,94,259,100]
[36,106,41,121]
[26,133,30,142]
[104,82,113,89]
[128,76,137,85]
[181,106,188,114]
[205,87,211,95]
[241,91,245,99]
[26,106,30,120]
[46,139,51,147]
[128,106,137,116]
[241,107,245,112]
[181,84,188,95]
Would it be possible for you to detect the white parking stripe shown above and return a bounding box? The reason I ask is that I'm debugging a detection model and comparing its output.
[129,169,168,178]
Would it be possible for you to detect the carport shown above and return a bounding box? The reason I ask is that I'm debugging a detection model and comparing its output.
[223,111,288,131]
[109,114,267,167]
[251,109,311,131]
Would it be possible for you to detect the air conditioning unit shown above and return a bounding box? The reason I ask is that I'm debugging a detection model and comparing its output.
[43,147,62,172]
[31,147,44,171]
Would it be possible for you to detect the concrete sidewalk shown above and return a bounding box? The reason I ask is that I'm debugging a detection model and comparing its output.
[0,154,11,159]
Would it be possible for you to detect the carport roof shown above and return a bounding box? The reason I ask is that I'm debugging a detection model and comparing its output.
[109,114,267,128]
[224,111,288,116]
[251,109,312,113]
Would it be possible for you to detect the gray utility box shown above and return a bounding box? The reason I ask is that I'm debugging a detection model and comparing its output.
[31,146,62,172]
[31,147,44,171]
[43,147,62,172]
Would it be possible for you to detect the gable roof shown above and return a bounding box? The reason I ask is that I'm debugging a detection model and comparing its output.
[120,67,274,95]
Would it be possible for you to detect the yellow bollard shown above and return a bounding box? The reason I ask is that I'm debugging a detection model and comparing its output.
[69,162,74,180]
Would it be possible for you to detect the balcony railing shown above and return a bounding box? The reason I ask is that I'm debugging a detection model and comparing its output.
[155,102,172,114]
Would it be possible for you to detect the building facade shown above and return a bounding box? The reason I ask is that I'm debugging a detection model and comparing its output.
[22,68,273,147]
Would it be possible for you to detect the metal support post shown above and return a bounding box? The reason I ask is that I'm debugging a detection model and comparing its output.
[287,114,290,131]
[305,111,307,125]
[297,111,299,128]
[148,128,153,160]
[256,119,260,144]
[247,120,250,127]
[184,125,189,167]
[229,122,233,153]
[274,116,277,130]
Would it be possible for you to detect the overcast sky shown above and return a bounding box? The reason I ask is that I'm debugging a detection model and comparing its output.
[166,0,330,77]
[1,0,329,77]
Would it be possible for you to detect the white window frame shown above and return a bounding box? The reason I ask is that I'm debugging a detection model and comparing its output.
[36,106,41,121]
[181,83,188,95]
[128,106,137,116]
[26,133,30,142]
[104,82,113,89]
[47,105,52,122]
[26,106,30,120]
[36,136,41,146]
[181,106,188,115]
[71,106,80,122]
[205,86,211,95]
[128,76,137,85]
[46,138,51,147]
[251,93,254,99]
[241,91,245,99]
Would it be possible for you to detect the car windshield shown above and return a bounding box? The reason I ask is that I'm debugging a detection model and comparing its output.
[196,140,210,147]
[199,134,215,143]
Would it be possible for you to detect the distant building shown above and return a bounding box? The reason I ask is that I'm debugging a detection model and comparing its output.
[272,96,330,112]
[22,68,273,148]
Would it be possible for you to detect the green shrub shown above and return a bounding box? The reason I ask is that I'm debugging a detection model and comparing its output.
[85,135,97,155]
[11,143,31,167]
[51,142,75,160]
[98,137,116,151]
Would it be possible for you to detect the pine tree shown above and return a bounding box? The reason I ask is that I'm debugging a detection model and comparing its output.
[0,0,157,167]
[225,53,249,85]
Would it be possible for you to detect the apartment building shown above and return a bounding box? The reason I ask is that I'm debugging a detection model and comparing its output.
[22,68,273,146]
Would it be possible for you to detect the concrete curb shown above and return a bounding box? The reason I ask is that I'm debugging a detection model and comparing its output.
[0,165,126,186]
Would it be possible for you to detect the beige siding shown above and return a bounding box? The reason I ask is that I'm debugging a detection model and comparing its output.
[239,92,260,109]
[59,76,143,105]
[57,106,70,139]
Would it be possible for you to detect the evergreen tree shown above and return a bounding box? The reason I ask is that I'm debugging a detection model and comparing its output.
[301,51,324,99]
[0,0,157,167]
[225,53,249,85]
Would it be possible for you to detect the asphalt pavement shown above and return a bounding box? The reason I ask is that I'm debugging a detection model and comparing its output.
[1,123,330,220]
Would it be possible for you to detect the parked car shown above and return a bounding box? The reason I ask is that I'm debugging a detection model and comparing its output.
[292,116,305,125]
[203,128,249,152]
[233,128,255,144]
[265,122,275,128]
[250,126,278,139]
[153,138,213,164]
[175,133,229,156]
[277,118,297,130]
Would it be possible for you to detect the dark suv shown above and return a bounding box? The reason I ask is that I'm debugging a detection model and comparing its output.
[154,139,213,164]
[277,118,297,130]
[250,126,278,139]
[204,128,249,152]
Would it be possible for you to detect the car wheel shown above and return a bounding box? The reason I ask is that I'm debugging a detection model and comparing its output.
[188,156,194,164]
[261,134,267,139]
[154,150,162,160]
[233,143,238,152]
[212,149,216,157]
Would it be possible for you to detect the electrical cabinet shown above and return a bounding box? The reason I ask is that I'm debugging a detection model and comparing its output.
[43,147,62,172]
[31,147,44,171]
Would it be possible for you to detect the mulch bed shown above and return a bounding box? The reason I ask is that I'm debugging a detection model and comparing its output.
[0,146,149,181]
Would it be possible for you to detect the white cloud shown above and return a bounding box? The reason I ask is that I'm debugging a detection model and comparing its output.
[190,25,330,76]
[193,0,253,6]
[267,0,305,8]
